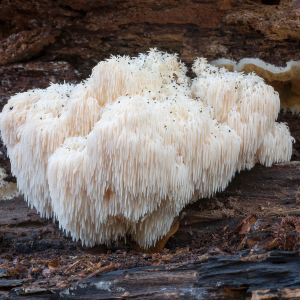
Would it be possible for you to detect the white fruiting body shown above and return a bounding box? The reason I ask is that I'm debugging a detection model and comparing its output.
[0,50,294,248]
[210,58,300,114]
[191,58,293,171]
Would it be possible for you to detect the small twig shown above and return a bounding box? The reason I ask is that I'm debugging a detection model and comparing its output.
[87,263,120,279]
[227,215,253,235]
[64,260,80,274]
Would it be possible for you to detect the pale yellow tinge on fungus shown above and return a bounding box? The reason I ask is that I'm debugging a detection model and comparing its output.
[0,50,294,248]
[210,58,300,114]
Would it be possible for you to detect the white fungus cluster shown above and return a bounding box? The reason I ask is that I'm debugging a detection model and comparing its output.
[210,58,300,114]
[0,49,294,248]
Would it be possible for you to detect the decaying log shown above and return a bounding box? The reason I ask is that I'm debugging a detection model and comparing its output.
[1,0,300,299]
[5,250,300,300]
[0,162,299,299]
[170,161,300,249]
[64,250,300,300]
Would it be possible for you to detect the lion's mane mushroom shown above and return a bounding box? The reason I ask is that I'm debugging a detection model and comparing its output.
[0,49,294,249]
[210,58,300,114]
[191,58,294,169]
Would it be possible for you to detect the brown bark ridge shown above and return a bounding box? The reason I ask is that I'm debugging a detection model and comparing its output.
[1,0,300,93]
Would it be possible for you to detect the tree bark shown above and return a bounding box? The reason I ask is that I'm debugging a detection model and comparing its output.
[7,251,300,300]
